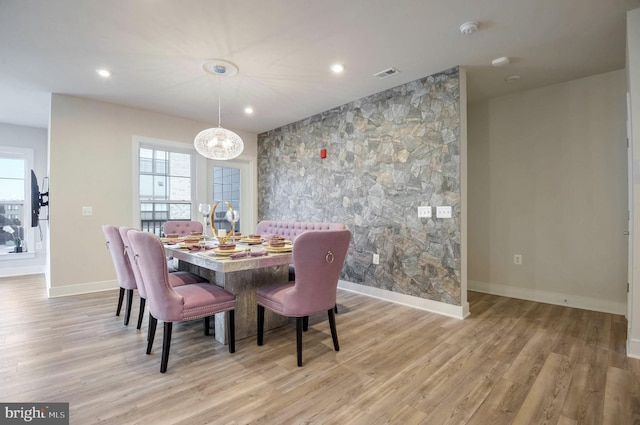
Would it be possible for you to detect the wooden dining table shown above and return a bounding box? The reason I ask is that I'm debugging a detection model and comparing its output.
[164,243,293,344]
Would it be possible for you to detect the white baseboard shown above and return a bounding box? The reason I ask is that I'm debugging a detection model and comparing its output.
[338,280,469,319]
[628,338,640,359]
[48,279,117,298]
[0,265,46,278]
[468,280,626,315]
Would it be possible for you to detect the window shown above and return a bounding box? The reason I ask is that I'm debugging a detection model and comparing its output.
[139,145,195,235]
[213,166,241,232]
[0,147,33,256]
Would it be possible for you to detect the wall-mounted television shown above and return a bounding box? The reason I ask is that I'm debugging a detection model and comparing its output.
[31,170,48,228]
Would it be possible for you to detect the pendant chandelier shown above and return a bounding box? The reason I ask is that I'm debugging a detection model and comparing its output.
[194,60,244,161]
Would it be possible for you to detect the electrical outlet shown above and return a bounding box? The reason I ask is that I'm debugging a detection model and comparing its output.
[436,206,452,218]
[82,206,93,216]
[514,254,522,265]
[417,206,431,218]
[35,242,43,250]
[372,254,380,265]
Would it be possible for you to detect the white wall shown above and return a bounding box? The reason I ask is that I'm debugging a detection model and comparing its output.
[468,69,628,314]
[627,7,640,357]
[0,122,48,277]
[48,94,258,296]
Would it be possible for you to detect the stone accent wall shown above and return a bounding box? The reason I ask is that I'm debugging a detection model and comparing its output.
[258,67,461,305]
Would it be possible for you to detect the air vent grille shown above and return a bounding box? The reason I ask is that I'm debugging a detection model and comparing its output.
[373,67,400,79]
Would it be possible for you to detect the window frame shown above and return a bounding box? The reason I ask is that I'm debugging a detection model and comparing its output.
[205,159,254,235]
[0,146,35,260]
[132,136,198,235]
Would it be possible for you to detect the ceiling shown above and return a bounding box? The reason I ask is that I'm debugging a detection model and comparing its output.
[1,0,638,134]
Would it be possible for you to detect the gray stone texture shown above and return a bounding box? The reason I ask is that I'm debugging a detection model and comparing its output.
[258,67,461,305]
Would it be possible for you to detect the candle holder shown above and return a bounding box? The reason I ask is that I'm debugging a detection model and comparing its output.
[209,201,234,244]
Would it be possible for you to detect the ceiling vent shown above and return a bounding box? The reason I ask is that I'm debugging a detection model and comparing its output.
[373,67,400,79]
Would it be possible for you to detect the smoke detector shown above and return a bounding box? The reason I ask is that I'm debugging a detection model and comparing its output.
[459,21,479,35]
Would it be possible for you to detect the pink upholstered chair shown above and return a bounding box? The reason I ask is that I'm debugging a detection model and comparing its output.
[119,226,207,330]
[162,220,203,237]
[102,225,140,326]
[162,222,203,270]
[255,221,347,314]
[256,229,351,367]
[128,229,236,373]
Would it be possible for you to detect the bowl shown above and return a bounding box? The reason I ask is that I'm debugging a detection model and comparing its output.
[269,239,286,247]
[190,232,203,237]
[218,243,237,251]
[183,238,199,244]
[248,234,261,239]
[165,233,179,239]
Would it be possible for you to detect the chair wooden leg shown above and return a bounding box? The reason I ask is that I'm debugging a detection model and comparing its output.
[136,298,146,330]
[303,316,309,332]
[204,316,210,336]
[257,305,265,346]
[228,310,235,353]
[328,309,339,351]
[124,289,134,326]
[296,317,304,367]
[116,287,125,316]
[160,322,172,373]
[146,314,157,354]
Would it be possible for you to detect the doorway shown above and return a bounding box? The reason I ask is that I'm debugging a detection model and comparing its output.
[205,159,255,235]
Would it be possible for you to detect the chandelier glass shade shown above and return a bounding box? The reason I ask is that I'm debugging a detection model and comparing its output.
[194,61,244,161]
[194,126,244,160]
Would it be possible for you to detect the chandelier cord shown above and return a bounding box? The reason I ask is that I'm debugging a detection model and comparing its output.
[217,76,222,128]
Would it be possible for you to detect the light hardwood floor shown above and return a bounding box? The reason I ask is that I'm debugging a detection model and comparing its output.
[1,274,639,424]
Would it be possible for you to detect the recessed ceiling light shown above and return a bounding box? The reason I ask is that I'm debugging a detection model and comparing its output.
[459,21,479,35]
[505,75,521,82]
[330,63,345,74]
[96,69,111,78]
[244,106,254,115]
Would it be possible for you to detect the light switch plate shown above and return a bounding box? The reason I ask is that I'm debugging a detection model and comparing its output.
[436,206,452,218]
[417,206,431,218]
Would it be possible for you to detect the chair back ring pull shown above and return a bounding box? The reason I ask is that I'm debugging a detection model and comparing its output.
[325,250,334,264]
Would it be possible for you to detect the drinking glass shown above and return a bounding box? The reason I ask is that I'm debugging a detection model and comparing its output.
[198,203,211,237]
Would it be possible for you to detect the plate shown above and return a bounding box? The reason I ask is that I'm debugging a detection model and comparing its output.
[239,238,263,245]
[178,242,204,248]
[210,247,245,256]
[265,244,293,253]
[161,237,182,243]
[262,240,292,246]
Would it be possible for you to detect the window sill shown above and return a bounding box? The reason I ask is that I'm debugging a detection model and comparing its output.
[0,251,36,261]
